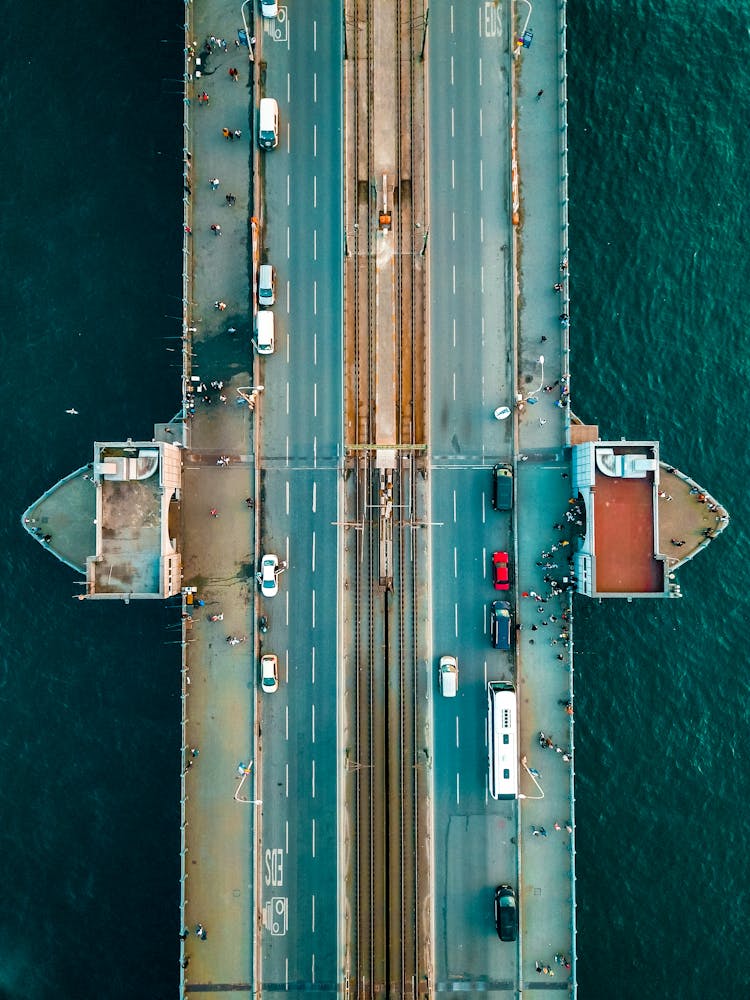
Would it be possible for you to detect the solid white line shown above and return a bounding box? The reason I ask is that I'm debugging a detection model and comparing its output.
[452,264,456,295]
[287,278,290,314]
[482,492,486,524]
[312,702,316,743]
[453,489,457,523]
[287,226,290,259]
[314,382,318,417]
[481,315,485,346]
[312,952,316,984]
[285,959,289,991]
[313,175,317,208]
[456,715,460,748]
[313,280,317,315]
[287,119,290,153]
[450,5,454,34]
[482,547,487,579]
[312,588,316,628]
[452,316,456,349]
[312,894,316,933]
[454,603,459,637]
[286,435,289,466]
[480,217,484,244]
[479,108,483,138]
[453,546,458,578]
[314,435,317,467]
[481,266,484,294]
[451,159,455,189]
[450,55,454,86]
[312,481,317,513]
[480,159,484,192]
[312,760,316,798]
[285,705,289,741]
[312,530,316,572]
[286,381,289,415]
[311,645,316,684]
[313,229,317,261]
[456,772,460,805]
[313,72,317,103]
[451,106,455,138]
[452,370,456,402]
[287,72,291,103]
[452,211,455,242]
[285,819,289,854]
[312,818,316,857]
[285,762,289,797]
[287,174,290,206]
[313,123,317,157]
[286,480,290,516]
[314,20,317,52]
[313,331,318,365]
[479,58,483,87]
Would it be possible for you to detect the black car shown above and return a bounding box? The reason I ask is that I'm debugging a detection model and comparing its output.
[490,600,512,650]
[494,884,518,942]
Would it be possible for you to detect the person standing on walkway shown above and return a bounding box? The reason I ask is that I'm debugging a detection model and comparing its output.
[210,224,222,236]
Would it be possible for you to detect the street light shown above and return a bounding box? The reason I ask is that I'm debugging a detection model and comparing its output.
[525,355,545,402]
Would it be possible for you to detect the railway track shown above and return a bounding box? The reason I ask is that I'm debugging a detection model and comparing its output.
[342,1,429,997]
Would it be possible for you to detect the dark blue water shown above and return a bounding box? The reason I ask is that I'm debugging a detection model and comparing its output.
[0,1,747,997]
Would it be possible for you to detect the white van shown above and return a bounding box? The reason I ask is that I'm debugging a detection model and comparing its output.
[258,98,279,150]
[438,655,458,697]
[255,311,275,354]
[258,263,276,307]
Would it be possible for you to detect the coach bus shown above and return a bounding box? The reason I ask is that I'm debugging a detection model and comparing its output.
[488,682,518,800]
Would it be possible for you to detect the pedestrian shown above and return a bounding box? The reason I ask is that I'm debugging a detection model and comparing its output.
[226,193,236,206]
[553,282,563,291]
[565,822,573,833]
[538,826,548,837]
[539,418,547,427]
[210,177,220,189]
[184,224,192,234]
[557,653,564,661]
[233,129,242,139]
[228,67,239,81]
[211,223,222,236]
[210,508,218,517]
[532,826,540,836]
[222,127,231,139]
[540,335,547,343]
[536,89,544,99]
[531,624,538,631]
[191,747,200,757]
[554,821,561,831]
[245,497,254,508]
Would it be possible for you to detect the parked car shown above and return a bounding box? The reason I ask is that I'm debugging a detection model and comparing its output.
[258,553,279,597]
[490,600,512,650]
[260,653,278,693]
[494,884,518,941]
[438,654,458,697]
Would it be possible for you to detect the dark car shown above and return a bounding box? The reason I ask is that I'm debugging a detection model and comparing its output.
[494,884,518,941]
[490,600,512,650]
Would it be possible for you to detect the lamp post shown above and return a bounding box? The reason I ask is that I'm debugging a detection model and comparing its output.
[525,355,545,402]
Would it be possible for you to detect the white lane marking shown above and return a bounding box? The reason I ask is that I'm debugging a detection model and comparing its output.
[312,952,316,984]
[456,715,460,748]
[452,316,456,349]
[482,547,487,579]
[453,546,458,578]
[312,530,316,572]
[285,959,289,991]
[314,20,317,52]
[285,648,289,684]
[287,174,290,206]
[479,57,483,87]
[481,265,484,294]
[453,489,457,523]
[285,819,289,854]
[286,321,291,363]
[312,894,315,933]
[312,588,316,628]
[314,331,318,365]
[312,481,317,513]
[287,279,291,314]
[286,588,289,626]
[452,370,456,402]
[314,435,317,467]
[450,5,454,33]
[454,603,459,637]
[452,264,456,295]
[451,106,455,138]
[287,225,290,259]
[313,123,317,157]
[285,705,289,741]
[313,229,317,261]
[451,159,455,189]
[286,480,290,516]
[450,55,454,86]
[287,119,290,153]
[312,702,316,743]
[312,817,316,857]
[484,658,488,688]
[287,72,290,103]
[480,159,484,192]
[480,217,484,244]
[311,645,316,684]
[314,382,318,417]
[481,315,485,347]
[313,72,317,103]
[479,108,483,137]
[482,491,486,524]
[286,435,289,465]
[452,211,455,242]
[313,175,317,208]
[312,760,316,798]
[313,280,317,315]
[286,381,290,416]
[456,772,460,805]
[285,762,289,797]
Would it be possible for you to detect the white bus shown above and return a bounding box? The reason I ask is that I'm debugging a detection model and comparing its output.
[488,682,518,800]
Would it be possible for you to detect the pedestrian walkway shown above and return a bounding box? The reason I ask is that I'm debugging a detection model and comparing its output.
[178,2,261,996]
[512,1,577,988]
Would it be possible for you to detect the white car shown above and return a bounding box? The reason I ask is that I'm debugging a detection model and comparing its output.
[260,0,278,18]
[258,553,279,597]
[260,653,278,693]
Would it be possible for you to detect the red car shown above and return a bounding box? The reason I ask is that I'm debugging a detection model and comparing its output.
[492,551,510,590]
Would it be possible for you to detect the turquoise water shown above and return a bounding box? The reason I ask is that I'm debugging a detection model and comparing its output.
[0,0,747,997]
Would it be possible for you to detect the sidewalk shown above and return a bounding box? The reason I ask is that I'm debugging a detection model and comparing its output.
[513,0,577,987]
[179,1,261,995]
